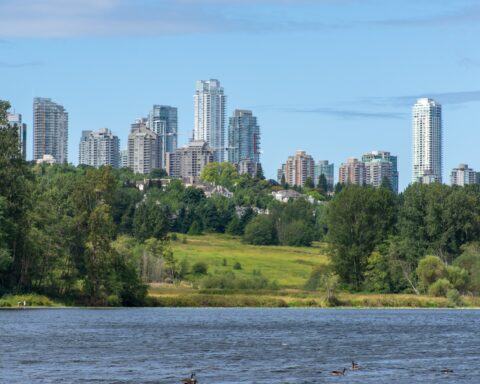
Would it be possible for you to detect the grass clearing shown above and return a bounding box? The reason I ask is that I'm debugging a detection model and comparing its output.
[172,233,328,288]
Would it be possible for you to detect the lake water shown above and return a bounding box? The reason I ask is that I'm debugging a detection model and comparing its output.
[0,308,478,383]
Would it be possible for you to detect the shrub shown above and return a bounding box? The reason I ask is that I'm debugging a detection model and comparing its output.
[192,261,208,275]
[170,233,178,241]
[446,289,463,307]
[243,215,277,245]
[416,256,446,292]
[200,272,278,290]
[188,220,202,235]
[178,258,190,278]
[428,278,452,297]
[446,265,469,292]
[233,262,242,270]
[279,220,314,247]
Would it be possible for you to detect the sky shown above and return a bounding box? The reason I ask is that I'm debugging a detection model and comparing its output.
[1,0,480,191]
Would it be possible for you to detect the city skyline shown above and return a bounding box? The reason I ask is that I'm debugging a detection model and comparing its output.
[1,0,480,190]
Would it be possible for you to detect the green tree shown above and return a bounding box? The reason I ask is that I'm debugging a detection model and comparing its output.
[326,185,396,289]
[200,162,239,189]
[454,243,480,294]
[0,100,33,289]
[243,215,277,245]
[281,220,314,246]
[318,174,328,195]
[255,163,265,180]
[416,255,446,292]
[304,177,315,189]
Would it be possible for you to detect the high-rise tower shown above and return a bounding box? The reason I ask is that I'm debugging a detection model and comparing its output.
[228,109,261,176]
[194,79,226,162]
[412,98,442,184]
[7,113,27,160]
[33,97,68,163]
[148,105,178,168]
[79,128,120,168]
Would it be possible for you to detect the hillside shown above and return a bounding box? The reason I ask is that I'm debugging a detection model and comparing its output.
[171,233,328,288]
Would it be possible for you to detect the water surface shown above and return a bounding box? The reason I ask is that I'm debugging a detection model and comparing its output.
[1,308,478,383]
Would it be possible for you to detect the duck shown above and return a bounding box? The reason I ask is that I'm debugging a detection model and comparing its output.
[181,372,198,384]
[441,368,453,374]
[331,368,347,376]
[351,361,361,370]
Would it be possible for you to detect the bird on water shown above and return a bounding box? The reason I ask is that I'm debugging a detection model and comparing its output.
[351,361,361,370]
[181,372,198,384]
[331,368,347,376]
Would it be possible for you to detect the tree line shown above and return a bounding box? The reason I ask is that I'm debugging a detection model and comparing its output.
[3,98,480,303]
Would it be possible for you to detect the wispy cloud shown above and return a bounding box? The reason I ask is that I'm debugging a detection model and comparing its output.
[287,107,405,120]
[369,91,480,107]
[458,56,480,69]
[370,3,480,28]
[0,0,337,37]
[0,60,44,68]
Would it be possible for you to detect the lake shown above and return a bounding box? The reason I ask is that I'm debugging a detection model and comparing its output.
[0,308,478,383]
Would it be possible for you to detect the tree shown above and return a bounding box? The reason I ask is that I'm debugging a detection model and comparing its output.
[200,162,239,189]
[280,220,314,246]
[243,215,277,245]
[326,185,396,289]
[0,100,33,289]
[149,168,168,178]
[454,243,480,294]
[318,174,328,195]
[304,177,315,189]
[255,163,265,180]
[416,255,446,292]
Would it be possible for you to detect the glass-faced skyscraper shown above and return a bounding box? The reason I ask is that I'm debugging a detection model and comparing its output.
[7,113,27,160]
[228,109,261,175]
[412,98,442,184]
[33,97,68,164]
[148,105,178,169]
[194,79,226,162]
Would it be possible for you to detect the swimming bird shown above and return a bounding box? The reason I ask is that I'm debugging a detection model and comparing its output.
[441,368,453,374]
[351,361,361,370]
[181,372,198,384]
[331,368,347,376]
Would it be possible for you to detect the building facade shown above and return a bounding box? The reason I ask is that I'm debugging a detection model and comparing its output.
[166,140,214,180]
[193,79,226,163]
[120,149,128,168]
[148,105,178,168]
[33,97,68,163]
[128,118,160,174]
[412,98,442,184]
[281,150,315,187]
[450,164,476,186]
[314,160,334,191]
[338,158,366,185]
[228,109,261,176]
[362,150,398,193]
[6,113,27,160]
[79,128,120,168]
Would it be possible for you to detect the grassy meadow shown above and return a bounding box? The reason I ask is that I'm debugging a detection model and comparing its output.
[171,233,328,288]
[147,234,477,308]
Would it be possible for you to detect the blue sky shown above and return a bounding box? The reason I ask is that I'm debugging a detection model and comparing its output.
[1,0,480,190]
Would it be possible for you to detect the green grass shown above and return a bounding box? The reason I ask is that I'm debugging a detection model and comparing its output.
[172,233,328,288]
[0,294,61,308]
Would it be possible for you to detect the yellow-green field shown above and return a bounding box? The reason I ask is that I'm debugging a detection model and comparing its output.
[147,234,478,308]
[171,233,328,288]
